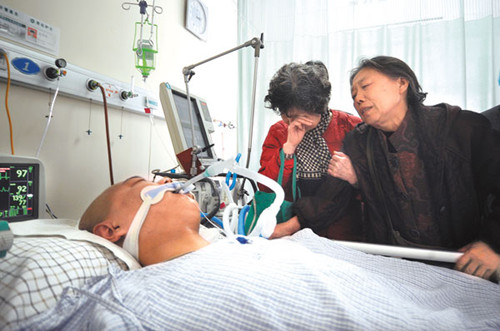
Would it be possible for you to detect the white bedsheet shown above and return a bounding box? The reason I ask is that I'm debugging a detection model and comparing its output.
[19,229,500,330]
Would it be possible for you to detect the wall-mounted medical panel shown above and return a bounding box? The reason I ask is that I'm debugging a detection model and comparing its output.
[0,4,60,56]
[0,39,161,118]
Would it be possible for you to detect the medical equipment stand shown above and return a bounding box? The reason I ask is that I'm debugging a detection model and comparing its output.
[182,34,264,177]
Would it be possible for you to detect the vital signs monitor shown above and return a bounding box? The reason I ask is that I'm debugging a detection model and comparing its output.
[0,154,46,222]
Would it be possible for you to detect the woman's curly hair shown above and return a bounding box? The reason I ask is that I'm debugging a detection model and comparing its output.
[264,62,331,116]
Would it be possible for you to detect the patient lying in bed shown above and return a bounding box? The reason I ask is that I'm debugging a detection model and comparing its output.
[19,177,500,329]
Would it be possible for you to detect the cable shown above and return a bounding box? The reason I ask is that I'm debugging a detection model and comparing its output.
[45,203,58,219]
[1,52,14,155]
[150,114,179,168]
[151,169,185,180]
[147,113,154,178]
[142,79,179,175]
[36,79,61,158]
[97,83,115,185]
[200,212,226,237]
[143,78,155,179]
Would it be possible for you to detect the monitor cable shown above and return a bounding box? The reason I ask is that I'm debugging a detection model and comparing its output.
[45,203,58,219]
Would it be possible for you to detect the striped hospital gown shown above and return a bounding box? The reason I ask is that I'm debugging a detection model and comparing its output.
[20,229,500,330]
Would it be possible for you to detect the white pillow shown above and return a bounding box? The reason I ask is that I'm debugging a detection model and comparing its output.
[0,219,140,329]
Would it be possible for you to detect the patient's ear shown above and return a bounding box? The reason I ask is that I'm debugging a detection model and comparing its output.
[93,220,124,243]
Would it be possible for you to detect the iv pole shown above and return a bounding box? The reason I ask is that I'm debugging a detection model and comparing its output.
[182,34,264,177]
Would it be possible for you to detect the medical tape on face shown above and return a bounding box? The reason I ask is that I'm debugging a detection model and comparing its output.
[122,182,195,260]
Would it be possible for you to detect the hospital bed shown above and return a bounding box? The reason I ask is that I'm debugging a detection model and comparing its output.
[2,222,500,330]
[0,218,227,329]
[1,156,499,329]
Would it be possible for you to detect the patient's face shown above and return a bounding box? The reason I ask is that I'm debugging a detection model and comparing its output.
[115,177,200,234]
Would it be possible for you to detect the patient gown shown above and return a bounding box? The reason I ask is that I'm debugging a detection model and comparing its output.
[21,229,500,330]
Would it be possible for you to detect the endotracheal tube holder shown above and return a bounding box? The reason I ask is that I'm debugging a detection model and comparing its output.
[123,182,194,260]
[180,157,285,239]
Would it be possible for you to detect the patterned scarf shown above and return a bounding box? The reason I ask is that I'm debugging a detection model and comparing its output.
[295,111,332,179]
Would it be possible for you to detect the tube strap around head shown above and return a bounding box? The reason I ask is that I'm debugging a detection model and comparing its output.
[122,182,193,261]
[123,201,152,260]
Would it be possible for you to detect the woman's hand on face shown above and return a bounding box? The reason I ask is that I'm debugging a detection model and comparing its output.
[269,216,301,239]
[286,117,315,148]
[456,241,500,282]
[328,151,358,186]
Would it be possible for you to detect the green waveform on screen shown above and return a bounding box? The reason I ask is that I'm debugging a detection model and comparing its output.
[8,207,27,217]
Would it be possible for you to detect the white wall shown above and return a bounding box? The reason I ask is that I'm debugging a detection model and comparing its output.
[0,0,238,220]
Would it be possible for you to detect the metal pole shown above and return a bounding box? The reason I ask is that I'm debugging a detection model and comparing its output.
[245,55,260,168]
[181,35,263,177]
[182,38,259,75]
[183,77,198,177]
[334,240,463,263]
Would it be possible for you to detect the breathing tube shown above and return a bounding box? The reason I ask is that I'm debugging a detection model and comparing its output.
[180,157,284,238]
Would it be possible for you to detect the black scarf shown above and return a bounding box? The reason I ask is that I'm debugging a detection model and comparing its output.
[295,111,332,180]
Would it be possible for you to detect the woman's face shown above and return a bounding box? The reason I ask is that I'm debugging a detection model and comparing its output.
[281,107,322,131]
[351,68,409,131]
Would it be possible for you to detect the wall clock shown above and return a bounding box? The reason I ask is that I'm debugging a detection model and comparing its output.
[185,0,208,41]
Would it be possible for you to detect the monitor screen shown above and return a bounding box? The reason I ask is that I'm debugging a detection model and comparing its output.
[0,155,46,222]
[171,90,213,159]
[160,82,217,172]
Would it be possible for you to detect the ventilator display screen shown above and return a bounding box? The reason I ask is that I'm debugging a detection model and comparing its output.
[0,163,40,221]
[160,83,218,173]
[172,90,214,159]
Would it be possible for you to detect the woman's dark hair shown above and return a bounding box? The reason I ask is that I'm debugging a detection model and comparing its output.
[305,60,329,80]
[264,62,331,116]
[349,56,427,107]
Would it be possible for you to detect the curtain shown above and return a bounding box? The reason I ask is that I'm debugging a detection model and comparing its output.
[237,0,500,171]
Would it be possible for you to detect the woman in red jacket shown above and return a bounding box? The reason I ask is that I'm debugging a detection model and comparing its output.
[259,61,363,240]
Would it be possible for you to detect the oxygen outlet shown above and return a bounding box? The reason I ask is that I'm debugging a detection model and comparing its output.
[44,67,59,80]
[86,79,99,91]
[120,90,132,100]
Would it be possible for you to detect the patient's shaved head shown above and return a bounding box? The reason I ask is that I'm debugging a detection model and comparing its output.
[78,185,116,232]
[78,177,146,234]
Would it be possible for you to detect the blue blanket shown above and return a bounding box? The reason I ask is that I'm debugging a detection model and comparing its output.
[21,229,500,330]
